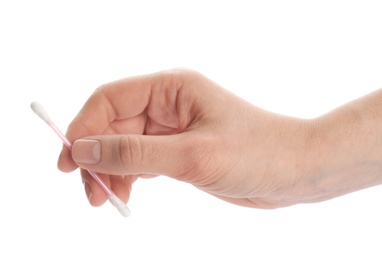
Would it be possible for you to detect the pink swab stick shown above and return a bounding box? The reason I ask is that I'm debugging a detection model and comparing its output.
[31,101,131,217]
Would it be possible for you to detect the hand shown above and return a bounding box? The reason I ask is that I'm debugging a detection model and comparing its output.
[57,69,382,209]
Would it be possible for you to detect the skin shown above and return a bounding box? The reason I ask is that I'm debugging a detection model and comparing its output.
[57,69,382,209]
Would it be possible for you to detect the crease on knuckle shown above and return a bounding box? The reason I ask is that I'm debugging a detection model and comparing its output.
[119,135,143,172]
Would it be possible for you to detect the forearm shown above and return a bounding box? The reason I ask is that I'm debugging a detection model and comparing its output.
[305,89,382,202]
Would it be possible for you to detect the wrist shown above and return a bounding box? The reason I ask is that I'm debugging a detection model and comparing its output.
[302,92,382,203]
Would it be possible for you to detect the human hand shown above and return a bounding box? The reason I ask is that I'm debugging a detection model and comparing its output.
[57,69,382,209]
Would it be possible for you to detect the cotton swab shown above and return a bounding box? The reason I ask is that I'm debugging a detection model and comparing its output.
[30,101,131,217]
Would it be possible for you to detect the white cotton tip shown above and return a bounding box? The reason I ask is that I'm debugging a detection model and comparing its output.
[30,101,52,125]
[109,193,131,217]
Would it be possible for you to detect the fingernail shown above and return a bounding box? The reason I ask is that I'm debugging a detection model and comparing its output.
[72,139,101,164]
[82,180,93,203]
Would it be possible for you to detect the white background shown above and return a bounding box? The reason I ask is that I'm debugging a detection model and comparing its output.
[1,1,382,259]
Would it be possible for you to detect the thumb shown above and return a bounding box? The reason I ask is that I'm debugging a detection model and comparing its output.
[71,134,198,180]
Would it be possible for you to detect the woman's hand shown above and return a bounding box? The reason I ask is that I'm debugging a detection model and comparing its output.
[57,69,382,209]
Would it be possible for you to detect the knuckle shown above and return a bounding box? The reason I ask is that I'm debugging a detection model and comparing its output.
[119,135,143,171]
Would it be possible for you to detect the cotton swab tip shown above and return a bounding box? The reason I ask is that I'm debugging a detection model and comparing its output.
[30,101,52,124]
[109,193,131,217]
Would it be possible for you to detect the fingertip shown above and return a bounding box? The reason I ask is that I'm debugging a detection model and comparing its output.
[81,169,109,207]
[88,191,109,207]
[82,179,93,204]
[110,175,137,204]
[57,147,78,173]
[85,183,108,207]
